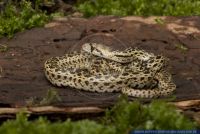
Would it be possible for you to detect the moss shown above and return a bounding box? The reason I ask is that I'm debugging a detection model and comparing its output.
[102,96,197,134]
[0,112,115,134]
[26,89,62,106]
[154,17,165,25]
[77,0,200,17]
[0,44,8,52]
[0,0,50,38]
[175,44,189,53]
[0,96,198,134]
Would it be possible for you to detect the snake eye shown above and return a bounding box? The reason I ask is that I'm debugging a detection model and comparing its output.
[90,44,104,56]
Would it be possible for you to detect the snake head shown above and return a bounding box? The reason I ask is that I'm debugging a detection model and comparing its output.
[82,43,111,57]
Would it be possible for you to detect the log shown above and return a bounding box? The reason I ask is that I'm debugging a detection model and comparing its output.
[0,16,200,120]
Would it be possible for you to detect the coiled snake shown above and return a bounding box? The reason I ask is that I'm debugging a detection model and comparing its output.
[44,43,176,98]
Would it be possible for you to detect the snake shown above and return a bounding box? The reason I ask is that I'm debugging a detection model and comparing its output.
[44,43,176,98]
